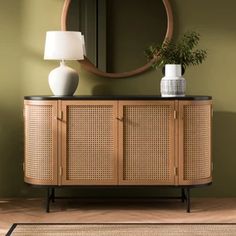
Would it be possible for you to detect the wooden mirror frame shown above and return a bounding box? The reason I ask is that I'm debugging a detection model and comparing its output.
[61,0,173,78]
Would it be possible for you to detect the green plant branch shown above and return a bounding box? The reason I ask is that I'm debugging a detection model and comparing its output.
[145,31,207,70]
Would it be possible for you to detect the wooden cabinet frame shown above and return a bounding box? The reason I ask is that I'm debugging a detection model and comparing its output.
[24,99,212,187]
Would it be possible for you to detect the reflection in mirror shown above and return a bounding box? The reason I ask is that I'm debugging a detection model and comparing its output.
[67,0,167,74]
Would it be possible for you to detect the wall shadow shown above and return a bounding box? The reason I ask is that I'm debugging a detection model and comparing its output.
[194,111,236,197]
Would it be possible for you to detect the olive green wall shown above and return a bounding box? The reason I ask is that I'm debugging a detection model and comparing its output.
[0,0,236,197]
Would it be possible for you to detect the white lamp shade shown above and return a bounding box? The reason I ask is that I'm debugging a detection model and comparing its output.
[81,34,87,57]
[44,31,84,60]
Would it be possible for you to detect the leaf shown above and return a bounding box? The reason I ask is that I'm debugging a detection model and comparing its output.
[145,31,207,69]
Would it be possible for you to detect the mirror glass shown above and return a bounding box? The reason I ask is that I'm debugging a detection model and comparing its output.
[67,0,167,74]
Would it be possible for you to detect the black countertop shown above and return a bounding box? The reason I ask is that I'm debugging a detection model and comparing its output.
[24,95,212,100]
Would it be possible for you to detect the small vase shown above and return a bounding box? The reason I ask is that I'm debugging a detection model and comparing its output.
[160,64,186,97]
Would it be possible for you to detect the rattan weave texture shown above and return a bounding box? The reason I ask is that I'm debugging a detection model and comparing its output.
[25,105,53,181]
[183,104,211,180]
[8,224,236,236]
[66,105,115,181]
[123,105,173,181]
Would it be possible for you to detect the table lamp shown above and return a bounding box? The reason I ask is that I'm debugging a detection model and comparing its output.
[44,31,84,96]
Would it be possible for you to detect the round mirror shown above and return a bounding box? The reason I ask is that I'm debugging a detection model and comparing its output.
[61,0,173,78]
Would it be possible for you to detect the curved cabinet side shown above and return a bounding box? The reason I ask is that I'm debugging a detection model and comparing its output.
[24,100,58,185]
[178,100,212,185]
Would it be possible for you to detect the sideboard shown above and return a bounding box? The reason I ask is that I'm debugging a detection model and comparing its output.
[23,95,212,212]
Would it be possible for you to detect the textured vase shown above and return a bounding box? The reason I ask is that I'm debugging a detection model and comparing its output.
[160,64,186,97]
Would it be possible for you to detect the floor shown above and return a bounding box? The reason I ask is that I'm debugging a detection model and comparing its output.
[1,198,236,235]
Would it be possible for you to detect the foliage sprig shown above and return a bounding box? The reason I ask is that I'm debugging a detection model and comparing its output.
[145,31,207,70]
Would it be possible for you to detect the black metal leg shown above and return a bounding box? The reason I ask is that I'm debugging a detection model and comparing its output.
[51,188,55,203]
[181,188,186,203]
[43,186,192,213]
[46,188,50,213]
[186,188,191,213]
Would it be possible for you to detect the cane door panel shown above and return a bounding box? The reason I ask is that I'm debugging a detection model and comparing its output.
[61,101,118,185]
[119,101,176,185]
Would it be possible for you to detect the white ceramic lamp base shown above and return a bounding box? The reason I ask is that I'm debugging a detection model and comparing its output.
[48,62,79,96]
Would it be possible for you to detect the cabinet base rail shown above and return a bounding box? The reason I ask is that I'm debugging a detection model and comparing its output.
[43,186,197,213]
